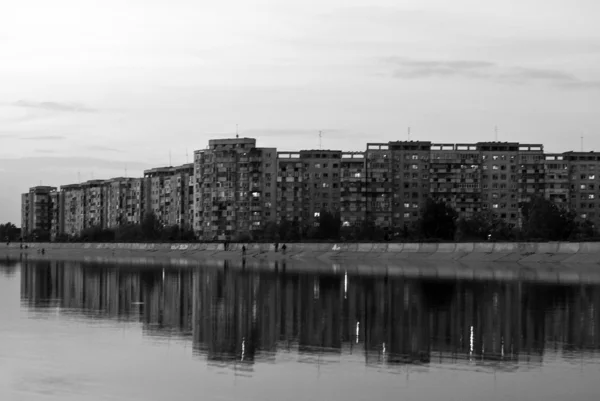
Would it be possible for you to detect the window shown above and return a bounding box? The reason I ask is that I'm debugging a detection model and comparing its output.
[315,163,321,168]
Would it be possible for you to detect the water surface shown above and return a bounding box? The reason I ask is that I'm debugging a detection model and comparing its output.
[1,258,599,400]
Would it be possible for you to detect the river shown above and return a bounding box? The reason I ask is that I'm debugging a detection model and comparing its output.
[0,258,599,400]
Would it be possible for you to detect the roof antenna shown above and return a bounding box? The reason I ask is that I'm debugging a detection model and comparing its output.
[408,127,411,141]
[319,131,322,149]
[186,148,189,163]
[125,165,128,178]
[581,134,584,152]
[169,150,172,166]
[495,126,498,141]
[236,124,239,139]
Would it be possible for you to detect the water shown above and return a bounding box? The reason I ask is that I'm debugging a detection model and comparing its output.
[1,258,599,400]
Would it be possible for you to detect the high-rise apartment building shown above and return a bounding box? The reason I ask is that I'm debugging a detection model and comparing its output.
[276,151,304,225]
[478,142,519,225]
[82,180,106,229]
[61,183,84,237]
[19,136,600,240]
[20,186,58,240]
[144,163,194,229]
[339,152,366,228]
[103,177,145,229]
[193,138,276,240]
[543,154,569,207]
[299,150,342,228]
[564,151,600,226]
[365,143,393,231]
[390,141,431,230]
[430,143,482,221]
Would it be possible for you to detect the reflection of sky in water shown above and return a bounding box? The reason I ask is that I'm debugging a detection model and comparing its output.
[1,259,600,400]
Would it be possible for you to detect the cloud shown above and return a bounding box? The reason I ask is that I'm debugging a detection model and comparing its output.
[21,135,65,140]
[86,145,123,152]
[384,57,600,89]
[12,100,96,113]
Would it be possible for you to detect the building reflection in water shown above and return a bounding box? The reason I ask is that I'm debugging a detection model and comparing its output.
[17,259,600,371]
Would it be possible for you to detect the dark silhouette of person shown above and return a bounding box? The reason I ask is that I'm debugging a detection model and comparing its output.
[242,245,246,255]
[281,244,287,254]
[41,248,45,255]
[275,242,279,252]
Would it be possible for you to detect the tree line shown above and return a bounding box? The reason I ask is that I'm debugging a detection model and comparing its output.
[9,196,599,243]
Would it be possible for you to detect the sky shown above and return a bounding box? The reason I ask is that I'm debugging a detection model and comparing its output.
[1,0,600,223]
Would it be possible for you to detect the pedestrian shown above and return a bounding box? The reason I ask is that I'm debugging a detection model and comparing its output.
[41,248,45,255]
[275,242,279,252]
[242,245,246,255]
[281,244,287,254]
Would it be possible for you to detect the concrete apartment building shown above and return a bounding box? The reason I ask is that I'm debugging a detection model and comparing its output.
[299,150,342,228]
[543,154,569,207]
[20,136,600,240]
[478,142,519,225]
[193,138,277,240]
[430,143,482,221]
[20,186,58,240]
[339,152,366,228]
[277,151,304,225]
[390,141,431,231]
[365,143,393,231]
[60,183,85,237]
[103,177,145,229]
[81,180,106,229]
[564,151,600,226]
[144,163,194,229]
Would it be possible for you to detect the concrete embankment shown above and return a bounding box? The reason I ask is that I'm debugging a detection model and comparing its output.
[2,241,600,265]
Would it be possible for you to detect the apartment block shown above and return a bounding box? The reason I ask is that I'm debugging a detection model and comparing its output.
[299,150,342,227]
[365,143,393,230]
[390,141,431,230]
[81,180,106,229]
[339,152,366,228]
[144,164,194,229]
[103,177,145,229]
[517,144,545,204]
[478,142,519,225]
[430,144,482,220]
[564,151,600,226]
[543,154,569,207]
[277,151,304,225]
[61,183,85,237]
[193,138,276,240]
[20,186,58,240]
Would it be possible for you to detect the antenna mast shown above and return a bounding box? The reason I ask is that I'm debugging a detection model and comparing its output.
[581,135,584,152]
[236,124,239,139]
[495,126,498,141]
[319,131,322,149]
[408,127,411,141]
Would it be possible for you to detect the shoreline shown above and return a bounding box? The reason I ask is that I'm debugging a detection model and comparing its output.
[3,244,600,286]
[1,240,600,264]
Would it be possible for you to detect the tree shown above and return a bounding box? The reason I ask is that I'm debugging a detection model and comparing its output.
[520,196,576,240]
[319,210,341,239]
[455,210,514,241]
[418,198,458,240]
[0,222,20,242]
[141,212,162,240]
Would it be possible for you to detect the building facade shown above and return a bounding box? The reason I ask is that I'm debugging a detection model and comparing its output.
[20,137,600,239]
[20,186,58,240]
[194,138,277,240]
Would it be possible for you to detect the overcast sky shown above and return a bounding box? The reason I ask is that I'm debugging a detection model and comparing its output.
[1,0,600,223]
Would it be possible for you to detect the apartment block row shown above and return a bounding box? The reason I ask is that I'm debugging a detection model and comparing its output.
[21,137,600,241]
